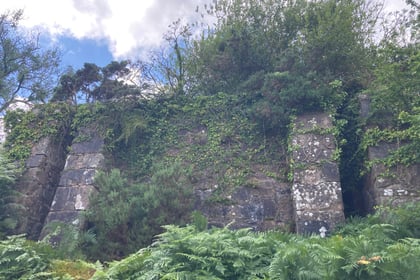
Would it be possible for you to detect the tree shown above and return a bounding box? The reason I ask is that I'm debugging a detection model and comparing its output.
[138,19,193,97]
[51,61,141,104]
[0,10,60,114]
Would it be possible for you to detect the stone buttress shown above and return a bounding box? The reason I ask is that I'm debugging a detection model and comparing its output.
[364,143,420,211]
[290,113,345,235]
[14,136,71,240]
[40,128,105,238]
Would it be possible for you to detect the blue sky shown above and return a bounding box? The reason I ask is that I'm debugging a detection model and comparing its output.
[2,0,410,71]
[54,36,113,69]
[3,0,209,70]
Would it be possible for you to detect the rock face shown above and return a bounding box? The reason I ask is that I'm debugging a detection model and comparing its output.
[14,136,71,240]
[364,143,420,211]
[194,167,293,231]
[290,113,345,235]
[40,128,105,239]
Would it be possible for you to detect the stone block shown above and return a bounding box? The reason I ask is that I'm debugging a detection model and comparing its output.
[50,185,96,211]
[194,169,293,231]
[365,143,420,210]
[26,154,47,168]
[44,211,81,227]
[294,167,323,185]
[64,153,105,169]
[292,134,335,163]
[292,182,343,211]
[295,210,344,236]
[31,137,53,155]
[70,136,104,153]
[321,162,340,182]
[59,169,97,186]
[368,143,396,159]
[294,113,333,131]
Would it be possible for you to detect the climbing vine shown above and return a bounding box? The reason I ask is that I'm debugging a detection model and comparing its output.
[4,103,73,163]
[361,107,420,175]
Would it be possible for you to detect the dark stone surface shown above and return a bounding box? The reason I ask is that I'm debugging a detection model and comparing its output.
[50,186,96,211]
[295,220,330,236]
[58,169,96,186]
[43,211,81,226]
[295,211,344,235]
[368,143,396,159]
[14,131,72,240]
[195,168,293,231]
[26,154,47,168]
[70,136,104,153]
[364,144,420,211]
[322,162,340,182]
[41,125,106,241]
[358,94,371,118]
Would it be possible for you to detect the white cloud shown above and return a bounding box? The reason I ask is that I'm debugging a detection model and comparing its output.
[0,0,410,60]
[1,0,208,60]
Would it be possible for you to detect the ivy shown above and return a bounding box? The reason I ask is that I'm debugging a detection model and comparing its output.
[361,107,420,174]
[4,103,73,163]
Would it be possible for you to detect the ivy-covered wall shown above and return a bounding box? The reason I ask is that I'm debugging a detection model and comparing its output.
[364,143,420,212]
[10,104,74,240]
[5,97,420,245]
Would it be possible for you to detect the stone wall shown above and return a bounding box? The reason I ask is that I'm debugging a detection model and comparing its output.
[290,113,345,235]
[13,103,419,240]
[194,167,293,231]
[364,143,420,211]
[41,128,105,239]
[14,136,71,240]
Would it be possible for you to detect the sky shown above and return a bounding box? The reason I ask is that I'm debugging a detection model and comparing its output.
[0,0,410,70]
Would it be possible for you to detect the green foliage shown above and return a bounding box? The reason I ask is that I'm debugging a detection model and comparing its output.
[0,149,18,238]
[361,5,419,171]
[49,259,100,280]
[1,202,420,279]
[188,0,377,105]
[70,103,106,133]
[0,10,60,114]
[4,102,73,162]
[0,235,50,279]
[361,106,420,176]
[51,61,136,104]
[83,162,194,261]
[83,169,140,260]
[42,222,97,260]
[0,234,101,279]
[92,202,420,279]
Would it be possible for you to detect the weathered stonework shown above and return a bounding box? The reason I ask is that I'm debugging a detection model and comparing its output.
[14,135,71,240]
[194,168,293,231]
[291,113,345,235]
[364,143,420,211]
[41,128,105,239]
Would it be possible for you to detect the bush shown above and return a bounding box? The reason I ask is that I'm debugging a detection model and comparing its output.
[83,162,194,261]
[93,202,420,279]
[0,235,50,279]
